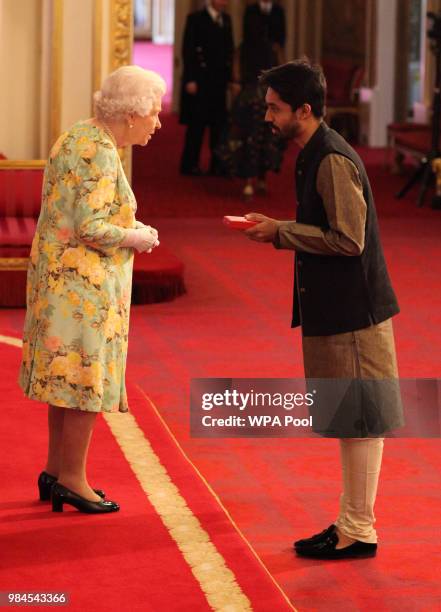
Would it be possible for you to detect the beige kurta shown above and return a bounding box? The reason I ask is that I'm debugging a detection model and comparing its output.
[276,153,398,379]
[275,154,403,435]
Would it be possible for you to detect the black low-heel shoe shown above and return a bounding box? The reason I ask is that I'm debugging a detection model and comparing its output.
[51,482,119,514]
[295,531,377,559]
[38,471,105,501]
[294,524,336,549]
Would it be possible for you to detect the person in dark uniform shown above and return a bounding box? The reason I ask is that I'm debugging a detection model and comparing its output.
[243,1,286,65]
[244,60,403,560]
[215,8,286,198]
[179,0,234,176]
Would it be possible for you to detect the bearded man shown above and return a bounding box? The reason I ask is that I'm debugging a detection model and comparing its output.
[244,60,403,559]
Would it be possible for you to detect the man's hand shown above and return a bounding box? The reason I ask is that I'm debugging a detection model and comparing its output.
[185,81,198,95]
[244,213,281,242]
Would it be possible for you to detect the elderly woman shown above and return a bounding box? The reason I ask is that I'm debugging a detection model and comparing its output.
[19,65,165,514]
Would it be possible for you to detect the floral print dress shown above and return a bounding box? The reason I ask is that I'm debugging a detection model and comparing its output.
[19,122,137,412]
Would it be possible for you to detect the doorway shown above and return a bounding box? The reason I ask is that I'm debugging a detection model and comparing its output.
[133,0,174,109]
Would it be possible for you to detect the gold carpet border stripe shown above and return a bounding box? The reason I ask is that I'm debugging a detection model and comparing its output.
[0,334,23,348]
[104,410,252,611]
[0,335,292,610]
[135,385,297,612]
[0,335,250,610]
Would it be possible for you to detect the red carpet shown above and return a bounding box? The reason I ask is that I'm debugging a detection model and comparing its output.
[134,113,441,610]
[0,342,292,611]
[128,215,441,611]
[2,110,441,610]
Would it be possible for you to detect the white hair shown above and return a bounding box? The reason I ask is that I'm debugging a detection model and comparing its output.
[93,65,166,121]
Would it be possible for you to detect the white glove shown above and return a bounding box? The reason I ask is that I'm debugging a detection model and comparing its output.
[142,225,159,252]
[120,227,160,253]
[134,221,160,252]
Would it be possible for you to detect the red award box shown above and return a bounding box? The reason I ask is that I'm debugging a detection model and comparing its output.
[223,215,258,230]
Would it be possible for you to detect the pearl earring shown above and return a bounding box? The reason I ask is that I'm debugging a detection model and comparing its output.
[129,124,134,128]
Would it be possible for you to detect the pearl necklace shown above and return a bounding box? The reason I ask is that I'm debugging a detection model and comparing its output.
[99,120,117,148]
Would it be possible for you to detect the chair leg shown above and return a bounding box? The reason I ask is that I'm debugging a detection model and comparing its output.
[391,150,405,175]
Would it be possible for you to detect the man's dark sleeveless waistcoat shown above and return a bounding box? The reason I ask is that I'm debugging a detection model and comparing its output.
[292,123,399,336]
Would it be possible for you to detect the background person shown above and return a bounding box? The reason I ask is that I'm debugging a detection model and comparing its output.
[216,7,286,199]
[243,1,286,65]
[179,0,234,176]
[244,60,403,559]
[19,65,165,514]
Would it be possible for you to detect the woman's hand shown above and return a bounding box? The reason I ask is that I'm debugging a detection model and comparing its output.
[139,226,159,253]
[120,227,160,253]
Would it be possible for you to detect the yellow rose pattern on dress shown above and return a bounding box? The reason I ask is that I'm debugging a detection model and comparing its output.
[19,122,137,412]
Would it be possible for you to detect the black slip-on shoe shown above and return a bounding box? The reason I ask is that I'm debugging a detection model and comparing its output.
[295,531,377,559]
[38,471,105,501]
[51,483,118,514]
[294,524,336,549]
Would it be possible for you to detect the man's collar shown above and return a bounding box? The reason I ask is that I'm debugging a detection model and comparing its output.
[297,122,327,160]
[206,3,221,22]
[259,1,273,14]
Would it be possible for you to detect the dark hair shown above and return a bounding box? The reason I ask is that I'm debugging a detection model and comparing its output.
[259,59,326,118]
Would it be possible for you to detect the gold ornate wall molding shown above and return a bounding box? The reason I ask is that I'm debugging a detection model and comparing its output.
[109,0,133,70]
[93,0,103,94]
[109,0,133,176]
[17,0,132,164]
[50,0,63,148]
